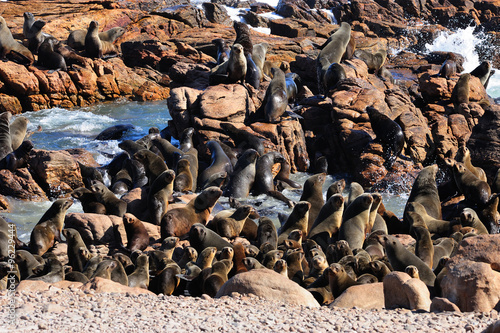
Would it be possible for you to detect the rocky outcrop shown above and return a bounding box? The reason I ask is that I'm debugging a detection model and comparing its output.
[216,269,320,307]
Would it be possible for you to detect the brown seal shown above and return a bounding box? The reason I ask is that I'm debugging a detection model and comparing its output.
[257,216,278,249]
[412,223,434,269]
[455,145,487,182]
[316,22,351,94]
[27,254,64,283]
[451,161,491,206]
[327,179,346,199]
[62,228,89,272]
[376,66,395,84]
[253,151,286,195]
[263,67,288,123]
[68,26,125,50]
[132,149,168,185]
[252,42,268,73]
[438,53,461,79]
[203,259,233,297]
[212,38,230,65]
[26,19,47,54]
[277,201,311,244]
[71,187,106,214]
[380,234,436,287]
[338,193,373,250]
[223,149,259,199]
[0,16,34,65]
[470,61,492,87]
[37,37,67,72]
[147,169,175,225]
[0,112,12,161]
[300,173,326,232]
[354,48,387,73]
[0,140,33,172]
[161,187,222,238]
[327,263,357,298]
[346,182,364,208]
[127,253,149,289]
[123,213,149,252]
[228,43,247,84]
[199,140,233,190]
[233,21,253,56]
[188,223,233,254]
[451,73,470,108]
[273,258,288,276]
[30,199,73,255]
[308,193,344,250]
[90,180,127,217]
[460,208,489,235]
[211,205,253,239]
[432,238,456,269]
[84,21,118,59]
[9,116,29,150]
[173,159,193,193]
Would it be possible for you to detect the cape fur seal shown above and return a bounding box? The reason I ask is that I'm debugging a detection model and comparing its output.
[0,16,34,65]
[68,26,125,50]
[264,67,288,123]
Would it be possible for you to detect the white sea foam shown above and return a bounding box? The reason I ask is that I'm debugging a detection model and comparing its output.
[425,26,500,98]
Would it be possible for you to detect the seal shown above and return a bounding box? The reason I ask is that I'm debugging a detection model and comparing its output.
[0,140,33,172]
[300,173,326,232]
[211,205,253,239]
[95,124,134,141]
[323,62,346,92]
[406,201,450,236]
[82,254,103,279]
[151,137,183,168]
[286,250,305,283]
[412,223,434,269]
[455,145,487,182]
[316,22,351,94]
[174,159,193,193]
[132,149,168,185]
[326,179,346,199]
[262,249,284,269]
[438,53,461,79]
[376,66,394,83]
[245,52,261,89]
[161,187,222,238]
[327,263,357,298]
[177,246,198,269]
[23,12,35,39]
[380,234,436,287]
[65,271,89,283]
[432,238,455,269]
[338,193,373,250]
[54,41,88,67]
[228,43,247,84]
[404,164,442,230]
[30,199,73,255]
[212,38,230,65]
[257,216,278,249]
[62,228,89,272]
[369,260,391,281]
[470,61,492,87]
[84,21,118,59]
[147,169,175,225]
[460,208,489,235]
[285,72,302,103]
[28,255,64,283]
[127,253,149,289]
[451,161,491,206]
[263,67,288,123]
[179,127,195,152]
[180,148,199,192]
[346,182,364,208]
[308,194,344,250]
[223,148,259,199]
[277,201,311,244]
[233,21,253,56]
[38,37,67,72]
[354,48,387,73]
[9,116,28,150]
[0,16,34,65]
[253,151,285,195]
[90,180,127,217]
[367,193,382,234]
[199,140,233,189]
[0,112,13,162]
[451,73,470,108]
[26,19,47,54]
[366,106,404,169]
[123,213,149,252]
[203,259,233,297]
[68,26,125,50]
[252,42,268,73]
[71,187,106,214]
[14,250,41,280]
[188,223,233,254]
[273,258,288,276]
[150,260,181,295]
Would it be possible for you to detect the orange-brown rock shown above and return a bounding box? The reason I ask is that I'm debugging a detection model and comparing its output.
[199,84,253,122]
[0,62,39,96]
[29,150,84,198]
[384,271,431,311]
[0,168,48,201]
[64,212,125,248]
[0,94,22,115]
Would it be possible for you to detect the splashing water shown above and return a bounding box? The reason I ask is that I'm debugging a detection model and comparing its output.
[425,26,500,98]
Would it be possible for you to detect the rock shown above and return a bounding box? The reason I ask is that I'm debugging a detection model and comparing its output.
[0,168,48,201]
[64,212,125,248]
[202,3,232,26]
[66,149,101,168]
[270,18,336,38]
[484,320,500,333]
[199,84,252,122]
[0,62,39,96]
[0,194,9,211]
[168,63,211,90]
[79,277,155,295]
[330,282,384,309]
[430,297,461,312]
[276,0,330,24]
[16,280,51,293]
[153,4,206,28]
[0,94,22,114]
[28,149,84,198]
[52,281,84,289]
[441,235,500,312]
[215,269,320,307]
[468,104,500,180]
[383,271,431,311]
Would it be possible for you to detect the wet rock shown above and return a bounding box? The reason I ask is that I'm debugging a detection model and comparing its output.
[330,282,384,309]
[216,269,320,307]
[28,150,84,198]
[0,168,48,201]
[270,18,336,38]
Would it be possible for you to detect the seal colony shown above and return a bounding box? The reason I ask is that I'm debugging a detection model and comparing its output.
[0,5,500,320]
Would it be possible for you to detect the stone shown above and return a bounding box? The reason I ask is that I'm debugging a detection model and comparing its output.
[64,213,125,248]
[383,271,431,311]
[0,168,48,201]
[153,4,205,28]
[0,94,22,114]
[199,84,252,122]
[330,282,384,309]
[215,269,320,307]
[79,277,155,295]
[28,150,84,198]
[430,297,461,312]
[0,62,39,96]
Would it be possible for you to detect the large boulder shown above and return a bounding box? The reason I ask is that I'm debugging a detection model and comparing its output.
[216,269,320,307]
[383,271,431,311]
[0,168,48,201]
[64,213,125,248]
[330,282,384,309]
[441,234,500,312]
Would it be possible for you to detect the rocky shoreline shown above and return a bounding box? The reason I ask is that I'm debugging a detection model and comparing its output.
[1,1,500,332]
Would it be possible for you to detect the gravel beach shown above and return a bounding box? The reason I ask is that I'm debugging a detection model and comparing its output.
[1,290,498,333]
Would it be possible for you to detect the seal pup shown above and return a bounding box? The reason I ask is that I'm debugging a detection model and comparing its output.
[455,145,487,182]
[30,199,73,255]
[316,22,351,94]
[62,228,89,272]
[264,67,288,123]
[354,48,387,73]
[451,161,491,206]
[127,254,149,289]
[366,106,404,169]
[0,140,33,172]
[228,43,247,84]
[257,217,278,249]
[90,180,127,217]
[0,16,34,65]
[437,53,462,79]
[147,169,175,225]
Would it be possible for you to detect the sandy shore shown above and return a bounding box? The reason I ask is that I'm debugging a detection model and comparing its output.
[1,289,498,332]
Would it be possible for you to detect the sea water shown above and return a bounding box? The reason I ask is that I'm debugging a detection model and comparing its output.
[4,7,499,242]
